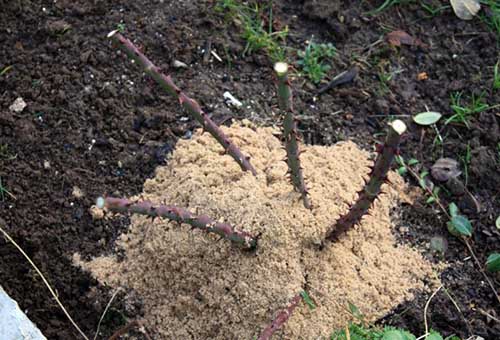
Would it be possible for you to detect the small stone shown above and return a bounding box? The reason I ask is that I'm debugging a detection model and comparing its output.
[45,20,71,35]
[374,99,389,114]
[399,226,409,233]
[9,97,27,113]
[89,205,104,220]
[43,160,51,169]
[72,186,84,199]
[417,72,428,81]
[223,91,242,107]
[172,60,188,68]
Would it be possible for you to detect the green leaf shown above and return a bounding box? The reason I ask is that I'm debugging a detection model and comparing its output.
[397,167,407,175]
[486,253,500,272]
[418,171,429,189]
[0,65,13,76]
[413,111,442,126]
[447,215,472,237]
[408,158,419,166]
[426,196,436,204]
[448,202,459,217]
[300,291,316,310]
[430,236,447,254]
[348,302,363,321]
[382,329,416,340]
[426,331,443,340]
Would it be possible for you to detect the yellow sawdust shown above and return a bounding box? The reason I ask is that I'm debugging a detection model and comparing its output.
[75,122,437,339]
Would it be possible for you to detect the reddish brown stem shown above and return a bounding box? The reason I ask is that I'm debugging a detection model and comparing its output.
[326,120,407,241]
[107,30,257,176]
[257,294,302,340]
[98,197,257,249]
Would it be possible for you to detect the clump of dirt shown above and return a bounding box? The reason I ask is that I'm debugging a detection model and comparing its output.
[75,123,438,339]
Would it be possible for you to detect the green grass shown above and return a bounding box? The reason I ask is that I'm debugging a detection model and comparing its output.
[378,71,393,93]
[494,61,500,90]
[0,177,15,201]
[366,0,448,17]
[420,2,450,17]
[0,65,13,76]
[480,0,500,38]
[216,0,288,62]
[297,41,335,83]
[446,92,489,128]
[367,0,414,15]
[0,144,16,161]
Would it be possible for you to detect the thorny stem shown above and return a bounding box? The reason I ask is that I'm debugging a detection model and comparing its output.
[107,30,257,176]
[274,62,311,209]
[326,120,407,241]
[97,197,257,249]
[257,293,302,340]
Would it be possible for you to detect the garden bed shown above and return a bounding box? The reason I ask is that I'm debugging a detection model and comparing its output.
[0,0,499,339]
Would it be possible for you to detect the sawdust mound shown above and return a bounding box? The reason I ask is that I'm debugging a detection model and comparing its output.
[76,123,436,339]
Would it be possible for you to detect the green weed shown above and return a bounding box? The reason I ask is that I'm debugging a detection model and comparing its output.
[493,61,500,90]
[367,0,448,17]
[116,23,126,33]
[0,65,13,76]
[0,144,16,160]
[395,154,418,176]
[480,0,500,38]
[300,291,316,310]
[367,0,412,15]
[0,177,15,201]
[297,41,335,83]
[378,71,393,93]
[447,92,489,128]
[420,2,450,17]
[331,322,456,340]
[217,0,288,61]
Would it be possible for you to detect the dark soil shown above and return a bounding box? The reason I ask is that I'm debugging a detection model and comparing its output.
[0,0,498,339]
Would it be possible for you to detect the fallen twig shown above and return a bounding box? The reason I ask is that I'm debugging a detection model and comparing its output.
[423,285,443,335]
[94,288,122,340]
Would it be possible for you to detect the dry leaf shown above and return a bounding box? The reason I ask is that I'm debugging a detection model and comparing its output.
[450,0,481,20]
[386,30,428,48]
[431,158,461,182]
[417,72,428,81]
